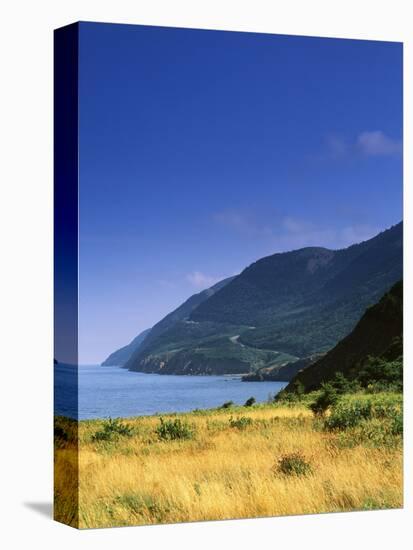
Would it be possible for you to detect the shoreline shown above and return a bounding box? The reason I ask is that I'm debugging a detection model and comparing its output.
[56,395,287,423]
[56,367,288,420]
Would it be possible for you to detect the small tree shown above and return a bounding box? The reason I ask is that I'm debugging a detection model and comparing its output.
[244,397,256,407]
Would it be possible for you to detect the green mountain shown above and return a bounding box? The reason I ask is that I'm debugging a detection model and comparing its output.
[101,328,152,366]
[191,222,402,356]
[103,278,234,368]
[125,222,402,376]
[283,280,403,393]
[138,277,234,352]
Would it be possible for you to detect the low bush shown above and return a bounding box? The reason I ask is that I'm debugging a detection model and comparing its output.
[275,381,305,404]
[390,410,403,435]
[92,418,135,442]
[309,383,338,416]
[330,372,361,394]
[244,397,256,407]
[335,418,402,449]
[274,390,300,405]
[325,393,402,431]
[357,357,403,391]
[156,418,195,441]
[220,401,234,409]
[276,452,313,477]
[229,416,253,430]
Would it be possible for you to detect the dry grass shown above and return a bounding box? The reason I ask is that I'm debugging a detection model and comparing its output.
[54,402,403,529]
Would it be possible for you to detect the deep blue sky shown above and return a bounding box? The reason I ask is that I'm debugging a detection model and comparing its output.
[77,22,402,363]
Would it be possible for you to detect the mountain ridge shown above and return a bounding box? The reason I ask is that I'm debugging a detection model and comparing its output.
[119,222,402,376]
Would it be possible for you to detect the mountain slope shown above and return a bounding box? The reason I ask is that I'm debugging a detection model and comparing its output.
[101,328,151,366]
[191,223,402,355]
[242,354,324,382]
[101,277,234,369]
[283,280,403,392]
[126,223,402,375]
[134,276,235,355]
[122,277,241,372]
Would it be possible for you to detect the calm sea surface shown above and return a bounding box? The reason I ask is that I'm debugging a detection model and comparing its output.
[54,363,287,420]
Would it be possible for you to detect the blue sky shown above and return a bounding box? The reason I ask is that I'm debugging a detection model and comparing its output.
[77,23,402,363]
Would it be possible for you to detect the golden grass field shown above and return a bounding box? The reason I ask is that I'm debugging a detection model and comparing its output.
[54,400,403,529]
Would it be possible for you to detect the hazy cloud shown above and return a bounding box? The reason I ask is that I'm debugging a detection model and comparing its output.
[271,217,380,252]
[325,131,402,159]
[356,131,402,156]
[186,271,221,290]
[215,208,380,254]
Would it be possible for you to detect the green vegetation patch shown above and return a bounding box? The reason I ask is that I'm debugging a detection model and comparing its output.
[228,416,253,430]
[156,417,195,441]
[244,397,256,407]
[92,418,135,442]
[275,452,313,477]
[325,393,402,431]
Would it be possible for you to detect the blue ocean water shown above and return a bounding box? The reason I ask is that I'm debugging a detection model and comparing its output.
[54,363,287,420]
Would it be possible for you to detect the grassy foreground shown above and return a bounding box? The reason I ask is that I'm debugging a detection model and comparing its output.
[54,395,403,529]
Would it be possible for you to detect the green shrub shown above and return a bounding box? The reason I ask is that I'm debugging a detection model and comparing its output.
[325,397,371,430]
[92,418,135,442]
[229,416,253,430]
[365,382,402,394]
[330,372,361,394]
[274,389,299,404]
[220,401,234,409]
[244,397,256,407]
[357,356,403,390]
[155,418,195,441]
[389,409,403,435]
[309,383,338,416]
[276,452,313,477]
[335,417,402,449]
[325,393,402,431]
[275,381,305,404]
